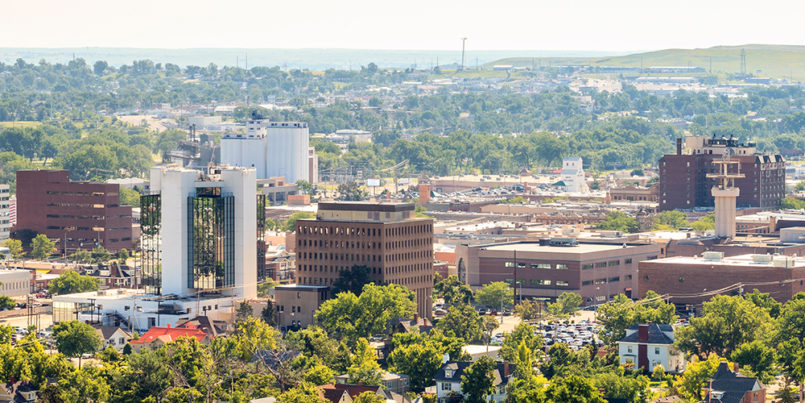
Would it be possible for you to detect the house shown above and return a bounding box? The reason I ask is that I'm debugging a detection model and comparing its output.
[389,314,432,335]
[129,323,211,352]
[334,371,410,395]
[176,315,225,339]
[319,383,407,403]
[617,323,686,373]
[434,361,514,403]
[0,381,37,403]
[704,362,766,403]
[94,326,132,351]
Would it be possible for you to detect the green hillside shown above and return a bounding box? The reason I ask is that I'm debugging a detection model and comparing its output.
[489,45,805,81]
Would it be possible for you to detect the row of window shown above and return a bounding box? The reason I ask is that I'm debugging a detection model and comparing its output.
[298,274,431,287]
[505,262,568,270]
[297,223,432,237]
[582,259,633,270]
[581,275,628,286]
[298,250,432,263]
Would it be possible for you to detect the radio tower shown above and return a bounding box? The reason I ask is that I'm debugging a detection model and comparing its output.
[460,37,467,71]
[740,48,747,76]
[706,149,744,238]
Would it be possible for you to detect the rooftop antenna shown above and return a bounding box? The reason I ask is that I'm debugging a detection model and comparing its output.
[740,48,746,76]
[460,37,468,71]
[245,53,248,70]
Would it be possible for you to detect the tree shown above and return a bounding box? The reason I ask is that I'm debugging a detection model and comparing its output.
[30,234,55,260]
[675,295,772,358]
[730,340,777,383]
[0,296,15,310]
[336,181,367,201]
[781,197,805,210]
[691,213,715,232]
[90,246,111,263]
[315,283,416,343]
[596,291,677,345]
[331,265,372,296]
[353,391,384,403]
[231,317,279,361]
[388,341,444,392]
[261,301,277,326]
[347,338,382,385]
[257,279,276,298]
[285,326,339,369]
[48,270,99,295]
[93,60,108,75]
[651,210,690,230]
[52,320,102,368]
[69,249,93,264]
[775,295,805,344]
[283,211,315,232]
[597,211,639,233]
[435,303,484,342]
[118,248,130,264]
[304,364,334,386]
[672,354,722,402]
[500,322,542,364]
[743,289,782,318]
[119,186,141,207]
[434,275,472,307]
[548,292,583,318]
[50,366,110,402]
[474,281,514,308]
[236,301,254,322]
[460,356,497,403]
[592,372,651,403]
[545,375,606,403]
[514,299,541,321]
[277,382,328,403]
[295,180,314,195]
[3,239,24,260]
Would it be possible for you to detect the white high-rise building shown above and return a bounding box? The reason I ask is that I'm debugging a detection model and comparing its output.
[0,185,10,242]
[221,119,310,183]
[561,157,589,194]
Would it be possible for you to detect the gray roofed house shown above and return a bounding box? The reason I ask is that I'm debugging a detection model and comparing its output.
[704,362,765,403]
[434,361,514,402]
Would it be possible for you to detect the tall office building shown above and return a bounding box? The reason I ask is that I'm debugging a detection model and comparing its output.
[295,202,434,318]
[659,136,784,211]
[0,185,10,242]
[142,165,262,299]
[221,118,310,183]
[15,170,133,252]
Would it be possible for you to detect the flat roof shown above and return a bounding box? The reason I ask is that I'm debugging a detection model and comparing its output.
[647,253,805,268]
[318,201,414,213]
[481,242,640,254]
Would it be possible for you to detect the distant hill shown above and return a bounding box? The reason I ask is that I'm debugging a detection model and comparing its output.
[488,45,805,81]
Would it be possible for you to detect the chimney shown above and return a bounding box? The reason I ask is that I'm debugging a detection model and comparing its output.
[638,324,649,342]
[733,363,739,372]
[676,138,682,155]
[413,313,419,323]
[503,362,510,377]
[166,323,171,328]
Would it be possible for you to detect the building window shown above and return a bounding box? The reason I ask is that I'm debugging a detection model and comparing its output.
[441,382,452,391]
[532,263,551,269]
[556,264,568,270]
[504,262,515,268]
[582,263,593,270]
[655,347,660,355]
[556,280,569,286]
[627,345,633,353]
[608,260,619,267]
[625,258,633,264]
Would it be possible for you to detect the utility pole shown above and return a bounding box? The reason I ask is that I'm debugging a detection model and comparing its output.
[460,37,467,71]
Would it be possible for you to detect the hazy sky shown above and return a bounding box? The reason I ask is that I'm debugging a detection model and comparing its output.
[3,0,804,51]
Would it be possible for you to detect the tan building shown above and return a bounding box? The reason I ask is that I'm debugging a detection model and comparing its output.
[295,202,434,318]
[274,284,328,330]
[456,239,660,305]
[0,270,31,298]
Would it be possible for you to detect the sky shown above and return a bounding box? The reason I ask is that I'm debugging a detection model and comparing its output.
[2,0,805,51]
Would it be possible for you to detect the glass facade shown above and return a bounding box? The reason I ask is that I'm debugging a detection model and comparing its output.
[140,194,162,294]
[187,192,235,290]
[256,194,268,281]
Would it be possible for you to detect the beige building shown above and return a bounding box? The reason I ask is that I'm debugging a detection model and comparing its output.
[274,284,328,330]
[0,270,31,298]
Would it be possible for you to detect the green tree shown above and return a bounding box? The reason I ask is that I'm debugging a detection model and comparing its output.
[675,295,773,358]
[50,366,110,402]
[119,186,141,207]
[691,213,715,231]
[548,292,583,318]
[460,356,497,403]
[597,211,639,233]
[30,234,56,260]
[0,296,15,310]
[261,301,277,327]
[651,210,690,230]
[48,270,99,295]
[353,391,384,403]
[304,364,334,386]
[730,340,777,383]
[435,303,484,342]
[53,320,103,368]
[776,295,805,344]
[434,275,472,307]
[474,281,514,308]
[231,317,279,361]
[781,197,805,209]
[596,291,677,344]
[118,248,130,263]
[277,382,328,403]
[331,265,372,295]
[743,289,782,318]
[500,322,543,364]
[3,239,24,260]
[285,326,339,369]
[295,180,314,195]
[545,374,606,403]
[592,372,650,403]
[91,245,111,263]
[388,341,444,392]
[283,211,315,232]
[315,283,416,343]
[335,181,368,201]
[347,338,382,385]
[236,301,254,322]
[514,299,541,321]
[69,249,93,264]
[672,354,722,402]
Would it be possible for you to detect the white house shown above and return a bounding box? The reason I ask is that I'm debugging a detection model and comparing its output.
[617,323,686,373]
[434,360,514,402]
[560,157,589,194]
[95,326,132,351]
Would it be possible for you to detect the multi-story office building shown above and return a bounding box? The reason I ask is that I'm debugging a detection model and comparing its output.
[53,165,265,331]
[456,239,660,305]
[295,202,434,318]
[221,118,310,183]
[15,170,133,253]
[659,136,784,210]
[0,185,10,242]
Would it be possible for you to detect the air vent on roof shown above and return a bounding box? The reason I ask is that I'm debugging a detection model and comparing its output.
[539,238,578,247]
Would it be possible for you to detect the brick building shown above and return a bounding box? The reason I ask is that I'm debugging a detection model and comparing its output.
[659,136,784,211]
[638,252,805,309]
[456,239,660,305]
[15,170,133,253]
[295,202,433,318]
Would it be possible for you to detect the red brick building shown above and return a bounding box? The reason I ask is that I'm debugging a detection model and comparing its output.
[295,202,433,319]
[638,253,805,309]
[659,137,784,210]
[15,170,133,253]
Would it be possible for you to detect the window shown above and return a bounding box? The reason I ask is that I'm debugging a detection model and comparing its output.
[556,264,568,270]
[655,347,660,355]
[608,260,619,267]
[595,262,607,268]
[504,262,515,268]
[556,280,569,286]
[441,382,452,391]
[532,263,551,269]
[531,280,551,286]
[627,345,633,353]
[625,258,633,264]
[582,263,593,270]
[582,280,593,286]
[517,262,526,268]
